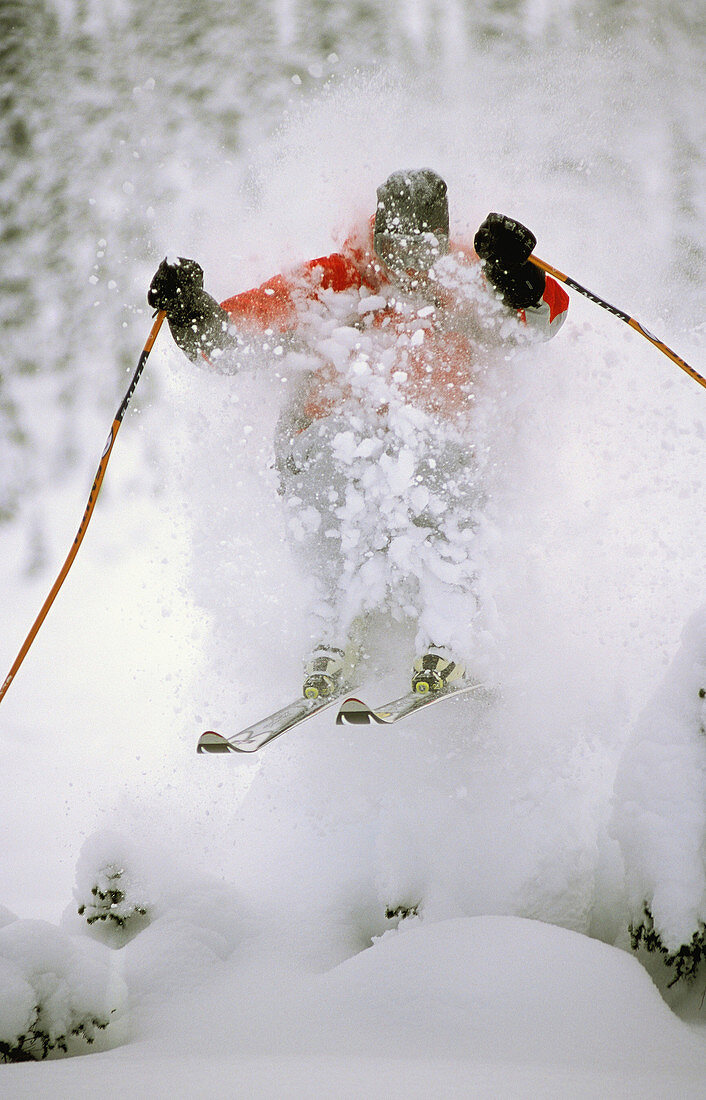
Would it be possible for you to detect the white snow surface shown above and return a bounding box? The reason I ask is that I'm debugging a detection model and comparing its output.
[3,915,706,1097]
[2,14,706,1097]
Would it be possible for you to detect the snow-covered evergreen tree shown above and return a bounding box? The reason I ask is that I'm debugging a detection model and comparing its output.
[612,606,706,987]
[0,913,124,1062]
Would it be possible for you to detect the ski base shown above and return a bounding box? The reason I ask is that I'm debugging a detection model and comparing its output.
[336,680,485,726]
[197,687,349,754]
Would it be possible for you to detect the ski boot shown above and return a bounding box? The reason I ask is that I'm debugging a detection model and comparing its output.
[412,648,465,694]
[303,646,346,700]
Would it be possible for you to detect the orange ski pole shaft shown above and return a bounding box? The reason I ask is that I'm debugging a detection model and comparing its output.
[0,311,166,706]
[529,255,704,391]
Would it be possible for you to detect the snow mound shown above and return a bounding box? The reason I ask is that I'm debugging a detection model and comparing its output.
[5,916,704,1096]
[191,916,706,1073]
[312,916,701,1068]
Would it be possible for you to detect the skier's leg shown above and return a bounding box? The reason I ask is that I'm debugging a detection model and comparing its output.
[412,534,502,689]
[286,521,355,696]
[278,417,365,695]
[407,440,497,689]
[411,570,477,692]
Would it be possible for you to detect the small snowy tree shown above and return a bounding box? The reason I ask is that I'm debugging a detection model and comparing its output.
[72,832,153,947]
[77,863,150,934]
[0,917,124,1062]
[612,606,706,987]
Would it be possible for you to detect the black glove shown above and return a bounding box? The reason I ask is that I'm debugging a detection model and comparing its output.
[148,257,207,324]
[474,213,545,310]
[148,257,231,360]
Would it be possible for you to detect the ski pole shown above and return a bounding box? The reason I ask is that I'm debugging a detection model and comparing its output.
[0,310,166,707]
[529,255,704,391]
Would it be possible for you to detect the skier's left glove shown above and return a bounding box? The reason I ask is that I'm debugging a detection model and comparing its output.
[474,213,545,310]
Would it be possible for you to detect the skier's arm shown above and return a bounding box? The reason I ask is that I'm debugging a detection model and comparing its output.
[474,214,568,339]
[220,253,362,327]
[149,252,362,367]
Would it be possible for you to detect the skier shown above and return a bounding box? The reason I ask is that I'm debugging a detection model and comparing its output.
[149,169,569,699]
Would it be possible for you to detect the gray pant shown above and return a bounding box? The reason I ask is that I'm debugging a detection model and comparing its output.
[277,414,489,663]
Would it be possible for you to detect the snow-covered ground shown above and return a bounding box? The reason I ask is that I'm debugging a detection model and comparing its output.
[3,916,706,1097]
[2,16,706,1097]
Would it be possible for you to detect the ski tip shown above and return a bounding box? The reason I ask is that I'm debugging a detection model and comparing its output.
[197,730,233,754]
[336,697,387,725]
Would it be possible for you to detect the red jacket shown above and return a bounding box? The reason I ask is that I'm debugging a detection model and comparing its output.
[219,221,569,424]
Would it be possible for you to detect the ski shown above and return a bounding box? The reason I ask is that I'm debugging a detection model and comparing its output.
[197,687,350,754]
[336,680,486,726]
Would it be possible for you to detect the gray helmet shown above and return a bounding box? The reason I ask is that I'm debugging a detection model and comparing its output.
[374,169,449,274]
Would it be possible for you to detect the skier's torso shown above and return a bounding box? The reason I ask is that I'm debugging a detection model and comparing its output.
[217,220,568,465]
[291,285,481,428]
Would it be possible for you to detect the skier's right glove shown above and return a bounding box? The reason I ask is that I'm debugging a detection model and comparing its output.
[474,213,545,311]
[148,257,207,324]
[148,257,232,361]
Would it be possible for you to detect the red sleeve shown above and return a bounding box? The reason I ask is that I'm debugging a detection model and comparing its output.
[220,252,362,332]
[542,275,570,323]
[220,274,297,329]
